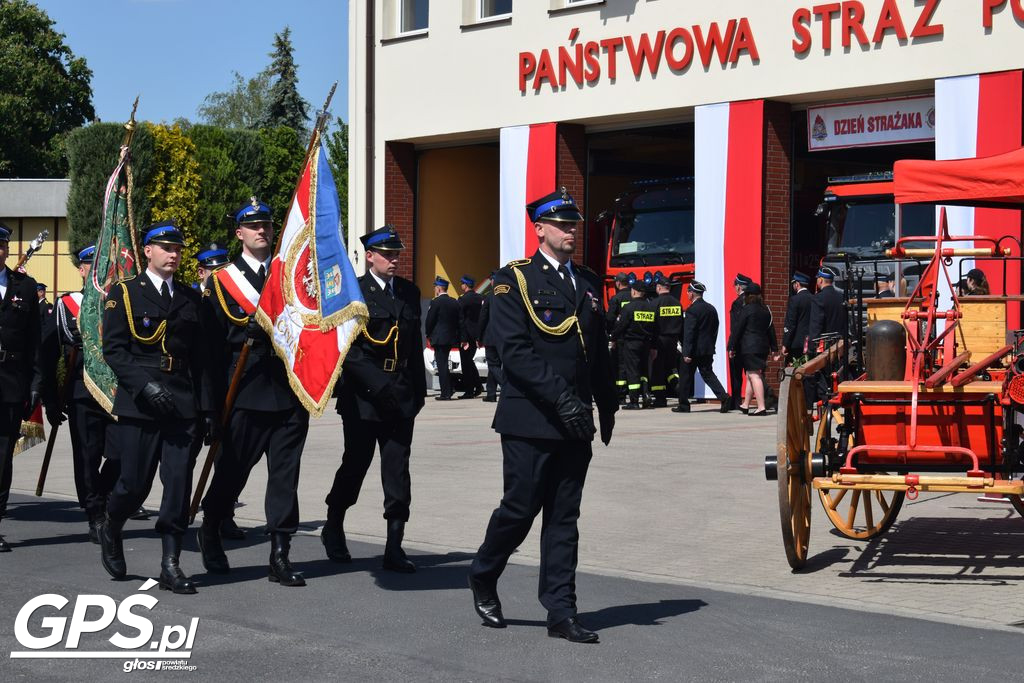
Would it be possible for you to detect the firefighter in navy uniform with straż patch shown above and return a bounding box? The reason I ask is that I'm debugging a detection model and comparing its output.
[649,274,682,407]
[468,188,617,644]
[611,276,655,410]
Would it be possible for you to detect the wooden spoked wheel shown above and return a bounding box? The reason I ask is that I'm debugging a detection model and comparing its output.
[776,370,812,570]
[814,410,904,540]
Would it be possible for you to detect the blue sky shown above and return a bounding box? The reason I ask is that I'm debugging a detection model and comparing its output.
[36,0,348,126]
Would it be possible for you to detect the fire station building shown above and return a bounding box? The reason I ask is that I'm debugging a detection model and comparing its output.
[347,0,1024,371]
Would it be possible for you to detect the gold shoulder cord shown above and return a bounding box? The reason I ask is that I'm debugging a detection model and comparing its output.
[118,282,168,353]
[512,266,586,359]
[362,322,399,367]
[211,273,250,326]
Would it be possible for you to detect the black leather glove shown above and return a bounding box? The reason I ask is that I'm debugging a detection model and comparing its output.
[140,382,178,417]
[24,391,41,421]
[554,390,596,442]
[44,403,66,428]
[599,410,615,446]
[71,329,83,349]
[246,318,262,339]
[202,413,221,446]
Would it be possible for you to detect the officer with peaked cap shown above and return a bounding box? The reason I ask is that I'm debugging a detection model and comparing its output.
[874,271,896,299]
[40,245,119,543]
[782,272,813,360]
[98,220,207,593]
[457,274,484,398]
[726,273,752,410]
[426,276,461,400]
[478,270,503,402]
[0,223,44,552]
[197,198,310,586]
[469,188,617,644]
[323,225,425,573]
[649,274,682,407]
[676,280,731,413]
[195,242,230,291]
[808,265,846,346]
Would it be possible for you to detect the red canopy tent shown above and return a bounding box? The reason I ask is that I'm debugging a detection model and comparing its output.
[894,147,1024,207]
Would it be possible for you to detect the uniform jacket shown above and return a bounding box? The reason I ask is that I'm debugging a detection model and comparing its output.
[808,284,847,343]
[728,302,779,356]
[782,288,812,354]
[458,290,484,344]
[0,268,43,403]
[490,251,616,440]
[652,293,683,338]
[200,257,301,413]
[611,296,655,344]
[680,297,720,358]
[605,287,631,333]
[336,274,425,422]
[425,293,460,347]
[876,289,895,299]
[479,291,495,347]
[41,291,92,404]
[102,274,206,421]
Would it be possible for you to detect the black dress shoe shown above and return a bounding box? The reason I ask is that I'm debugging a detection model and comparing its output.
[268,533,306,587]
[129,507,151,521]
[0,534,11,552]
[87,516,102,545]
[482,395,497,403]
[671,406,690,413]
[458,392,474,400]
[547,617,599,643]
[719,401,731,413]
[434,395,453,401]
[382,520,416,573]
[158,535,197,595]
[468,575,506,628]
[99,517,126,579]
[197,521,230,574]
[219,517,246,540]
[321,518,351,563]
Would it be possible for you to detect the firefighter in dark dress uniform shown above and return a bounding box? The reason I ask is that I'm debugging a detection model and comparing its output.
[875,271,896,298]
[649,274,682,407]
[457,274,484,398]
[322,225,426,573]
[0,223,43,553]
[611,277,655,410]
[425,276,461,400]
[479,271,503,402]
[468,188,617,644]
[98,221,207,593]
[727,273,752,410]
[605,273,631,401]
[41,245,120,544]
[675,281,731,413]
[807,266,847,406]
[781,272,813,362]
[196,199,310,587]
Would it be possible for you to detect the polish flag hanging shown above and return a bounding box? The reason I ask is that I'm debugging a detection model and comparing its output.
[694,100,765,397]
[499,123,557,265]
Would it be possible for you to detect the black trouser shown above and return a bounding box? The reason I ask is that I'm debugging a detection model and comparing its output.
[106,417,196,536]
[434,346,453,397]
[650,337,679,400]
[202,407,309,534]
[470,435,592,627]
[68,396,118,518]
[326,415,414,521]
[678,355,730,406]
[612,345,627,397]
[484,345,502,398]
[621,340,648,398]
[460,344,481,393]
[728,355,743,407]
[0,402,24,521]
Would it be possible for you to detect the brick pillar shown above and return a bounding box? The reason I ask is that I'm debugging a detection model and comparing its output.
[556,123,586,263]
[762,101,793,392]
[384,141,416,281]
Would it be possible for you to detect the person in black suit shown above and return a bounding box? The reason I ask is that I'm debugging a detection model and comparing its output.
[728,283,779,416]
[727,273,752,410]
[36,283,52,325]
[425,276,460,400]
[674,281,730,413]
[874,271,896,298]
[323,225,426,573]
[478,273,503,402]
[782,272,813,361]
[468,188,617,644]
[98,221,207,593]
[0,224,43,553]
[196,198,309,587]
[457,275,484,399]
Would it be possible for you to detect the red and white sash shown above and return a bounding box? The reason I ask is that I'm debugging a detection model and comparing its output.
[214,264,260,315]
[60,291,83,318]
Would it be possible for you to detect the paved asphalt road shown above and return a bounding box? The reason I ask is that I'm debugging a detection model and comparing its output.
[2,495,1024,682]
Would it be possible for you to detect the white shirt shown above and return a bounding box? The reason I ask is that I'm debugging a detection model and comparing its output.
[0,268,8,300]
[145,268,174,298]
[240,252,271,277]
[538,248,576,290]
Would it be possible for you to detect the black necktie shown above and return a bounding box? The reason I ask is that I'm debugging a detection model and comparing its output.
[257,264,267,289]
[558,264,575,292]
[384,281,394,299]
[160,281,172,308]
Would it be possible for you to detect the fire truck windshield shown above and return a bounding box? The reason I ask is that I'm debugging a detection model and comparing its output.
[826,199,895,256]
[610,208,695,267]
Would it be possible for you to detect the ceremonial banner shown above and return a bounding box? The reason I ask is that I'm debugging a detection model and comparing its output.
[807,96,935,152]
[82,147,140,413]
[256,132,368,417]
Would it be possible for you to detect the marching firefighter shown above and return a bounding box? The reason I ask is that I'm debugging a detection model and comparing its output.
[612,276,655,410]
[781,272,812,362]
[649,274,682,407]
[675,281,731,413]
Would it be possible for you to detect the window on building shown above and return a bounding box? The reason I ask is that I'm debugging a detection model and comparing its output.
[480,0,511,17]
[400,0,428,33]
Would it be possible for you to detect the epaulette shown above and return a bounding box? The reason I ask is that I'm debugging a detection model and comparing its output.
[505,258,530,268]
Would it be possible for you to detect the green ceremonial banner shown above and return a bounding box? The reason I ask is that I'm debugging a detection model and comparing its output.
[82,146,141,414]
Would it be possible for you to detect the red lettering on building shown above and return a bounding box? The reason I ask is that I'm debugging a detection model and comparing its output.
[665,27,694,70]
[693,20,736,68]
[792,8,813,53]
[910,0,944,39]
[872,0,908,44]
[729,18,760,63]
[812,3,842,50]
[841,1,870,48]
[625,31,666,77]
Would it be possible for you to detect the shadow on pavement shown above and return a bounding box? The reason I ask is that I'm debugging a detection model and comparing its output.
[369,551,476,591]
[503,599,707,629]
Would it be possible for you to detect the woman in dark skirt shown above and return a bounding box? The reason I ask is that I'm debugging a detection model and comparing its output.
[727,283,779,416]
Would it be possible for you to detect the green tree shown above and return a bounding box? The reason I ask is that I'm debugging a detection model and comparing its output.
[324,117,349,241]
[147,123,201,282]
[197,70,272,129]
[256,126,305,226]
[259,28,309,132]
[0,0,94,177]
